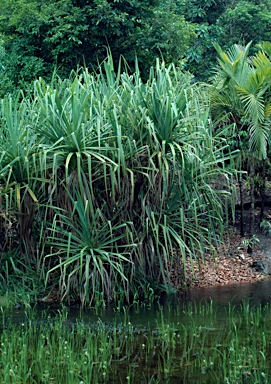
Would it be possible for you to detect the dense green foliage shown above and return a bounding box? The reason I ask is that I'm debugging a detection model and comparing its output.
[0,0,195,94]
[178,0,271,79]
[1,0,271,305]
[0,57,236,305]
[1,0,271,91]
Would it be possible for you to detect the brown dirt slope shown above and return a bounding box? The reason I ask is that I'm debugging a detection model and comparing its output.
[171,230,270,290]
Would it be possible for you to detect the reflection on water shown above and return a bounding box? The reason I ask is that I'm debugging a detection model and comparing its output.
[4,278,271,326]
[179,277,271,307]
[2,278,271,383]
[67,279,271,325]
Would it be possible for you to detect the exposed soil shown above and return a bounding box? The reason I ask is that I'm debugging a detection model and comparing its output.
[172,205,271,291]
[182,233,268,289]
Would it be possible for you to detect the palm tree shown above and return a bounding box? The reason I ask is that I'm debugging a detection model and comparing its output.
[211,42,271,235]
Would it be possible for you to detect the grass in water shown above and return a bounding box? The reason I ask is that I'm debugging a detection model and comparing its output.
[0,300,270,383]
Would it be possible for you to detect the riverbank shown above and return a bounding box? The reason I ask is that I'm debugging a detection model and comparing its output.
[176,231,270,290]
[38,229,271,304]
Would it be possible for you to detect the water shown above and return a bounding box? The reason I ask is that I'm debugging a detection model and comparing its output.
[69,278,271,324]
[178,278,271,307]
[5,278,271,326]
[2,279,271,383]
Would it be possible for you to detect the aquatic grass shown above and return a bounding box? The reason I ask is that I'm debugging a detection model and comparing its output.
[0,301,271,382]
[184,299,215,317]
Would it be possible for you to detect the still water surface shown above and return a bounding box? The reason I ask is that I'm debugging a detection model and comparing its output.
[5,278,271,325]
[78,278,271,324]
[3,279,271,383]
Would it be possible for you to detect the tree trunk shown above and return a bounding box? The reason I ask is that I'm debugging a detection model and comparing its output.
[238,171,245,237]
[249,158,255,236]
[260,159,266,224]
[19,192,36,261]
[237,132,245,237]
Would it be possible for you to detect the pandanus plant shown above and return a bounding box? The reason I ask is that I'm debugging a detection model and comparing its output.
[0,55,236,305]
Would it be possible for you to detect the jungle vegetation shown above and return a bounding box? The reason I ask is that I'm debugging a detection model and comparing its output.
[1,0,271,94]
[0,0,271,306]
